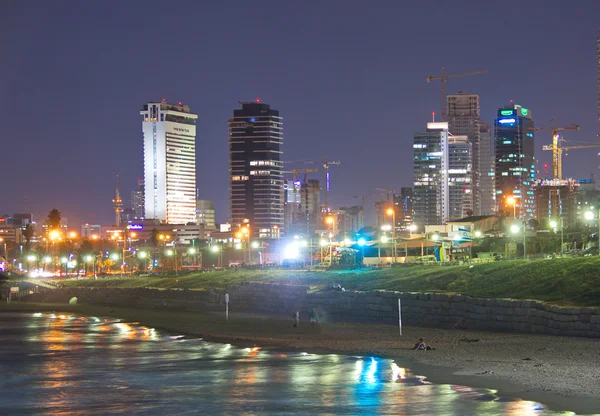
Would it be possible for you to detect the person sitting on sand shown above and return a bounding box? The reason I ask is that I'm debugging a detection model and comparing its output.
[412,338,434,351]
[412,338,427,350]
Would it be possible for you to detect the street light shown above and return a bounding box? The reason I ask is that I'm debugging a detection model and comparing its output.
[584,210,600,254]
[138,251,148,271]
[210,244,223,268]
[84,255,96,278]
[386,208,396,263]
[506,196,517,218]
[165,249,178,275]
[510,224,526,259]
[550,219,564,253]
[60,257,68,276]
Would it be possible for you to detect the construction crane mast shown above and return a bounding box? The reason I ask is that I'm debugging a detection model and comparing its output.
[426,67,488,121]
[353,194,376,214]
[283,157,340,212]
[537,120,581,180]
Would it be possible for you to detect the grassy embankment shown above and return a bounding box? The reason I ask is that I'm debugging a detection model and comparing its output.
[61,256,600,307]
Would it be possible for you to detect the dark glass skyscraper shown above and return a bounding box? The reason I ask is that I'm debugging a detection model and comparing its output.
[228,100,284,238]
[494,104,535,219]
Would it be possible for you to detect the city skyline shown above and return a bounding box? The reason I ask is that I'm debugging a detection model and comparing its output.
[1,1,599,228]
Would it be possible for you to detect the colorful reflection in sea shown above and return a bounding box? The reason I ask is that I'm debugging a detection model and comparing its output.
[0,312,579,415]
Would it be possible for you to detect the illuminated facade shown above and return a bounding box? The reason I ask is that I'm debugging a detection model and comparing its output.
[141,100,198,224]
[131,178,145,219]
[195,199,216,231]
[413,122,472,229]
[494,104,535,220]
[228,101,284,238]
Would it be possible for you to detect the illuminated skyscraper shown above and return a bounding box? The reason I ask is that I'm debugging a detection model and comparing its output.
[228,100,284,238]
[131,178,144,219]
[494,104,535,219]
[141,100,198,224]
[413,122,472,229]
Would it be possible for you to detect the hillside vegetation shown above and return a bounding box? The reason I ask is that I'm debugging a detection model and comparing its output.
[63,257,600,306]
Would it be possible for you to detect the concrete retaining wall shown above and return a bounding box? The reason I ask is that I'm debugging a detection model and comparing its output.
[22,283,600,338]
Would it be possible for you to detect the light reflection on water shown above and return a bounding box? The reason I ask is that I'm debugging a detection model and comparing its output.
[0,312,575,415]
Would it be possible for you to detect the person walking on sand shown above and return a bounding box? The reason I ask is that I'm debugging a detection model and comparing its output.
[293,311,300,327]
[310,309,317,324]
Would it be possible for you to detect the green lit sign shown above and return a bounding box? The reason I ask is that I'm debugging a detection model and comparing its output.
[500,110,514,116]
[521,108,529,116]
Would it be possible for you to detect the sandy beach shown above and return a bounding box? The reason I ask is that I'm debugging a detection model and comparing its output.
[2,302,600,415]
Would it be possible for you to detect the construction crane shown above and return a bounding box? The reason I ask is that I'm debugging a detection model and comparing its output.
[282,168,318,219]
[283,157,340,212]
[426,67,488,121]
[353,194,376,214]
[537,120,581,180]
[375,188,397,203]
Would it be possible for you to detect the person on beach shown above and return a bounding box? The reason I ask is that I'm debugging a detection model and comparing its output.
[310,309,317,324]
[412,338,427,350]
[293,311,300,327]
[412,338,434,351]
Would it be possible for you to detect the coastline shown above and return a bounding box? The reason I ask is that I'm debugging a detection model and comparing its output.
[2,302,600,415]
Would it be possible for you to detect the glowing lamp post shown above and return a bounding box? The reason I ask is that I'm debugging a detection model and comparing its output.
[210,244,223,268]
[165,248,178,275]
[138,251,148,271]
[510,224,526,259]
[584,210,600,254]
[506,196,516,219]
[357,237,366,265]
[549,219,564,253]
[386,208,397,263]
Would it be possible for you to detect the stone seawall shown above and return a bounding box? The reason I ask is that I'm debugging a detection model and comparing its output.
[22,283,600,338]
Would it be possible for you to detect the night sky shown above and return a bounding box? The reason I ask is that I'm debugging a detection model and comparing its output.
[2,1,599,227]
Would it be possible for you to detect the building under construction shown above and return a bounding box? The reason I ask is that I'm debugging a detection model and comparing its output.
[534,179,579,229]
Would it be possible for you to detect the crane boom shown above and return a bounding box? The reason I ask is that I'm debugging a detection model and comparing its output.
[426,67,488,121]
[537,122,581,180]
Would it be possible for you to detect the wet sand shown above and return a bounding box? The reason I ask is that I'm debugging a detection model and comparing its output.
[3,302,600,415]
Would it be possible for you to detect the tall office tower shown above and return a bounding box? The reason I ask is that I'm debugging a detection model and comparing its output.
[394,187,414,230]
[131,179,145,219]
[447,135,473,219]
[413,122,472,229]
[228,100,284,238]
[195,199,216,231]
[300,179,321,234]
[494,104,536,220]
[413,124,444,228]
[141,99,198,224]
[447,93,483,215]
[479,122,496,214]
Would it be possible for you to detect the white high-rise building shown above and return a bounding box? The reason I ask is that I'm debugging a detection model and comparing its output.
[141,100,198,224]
[447,93,494,215]
[413,122,472,228]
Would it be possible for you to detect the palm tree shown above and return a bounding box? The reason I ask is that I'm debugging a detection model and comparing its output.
[47,209,62,229]
[22,223,34,251]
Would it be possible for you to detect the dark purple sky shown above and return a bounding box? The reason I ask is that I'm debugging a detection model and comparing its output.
[2,1,599,227]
